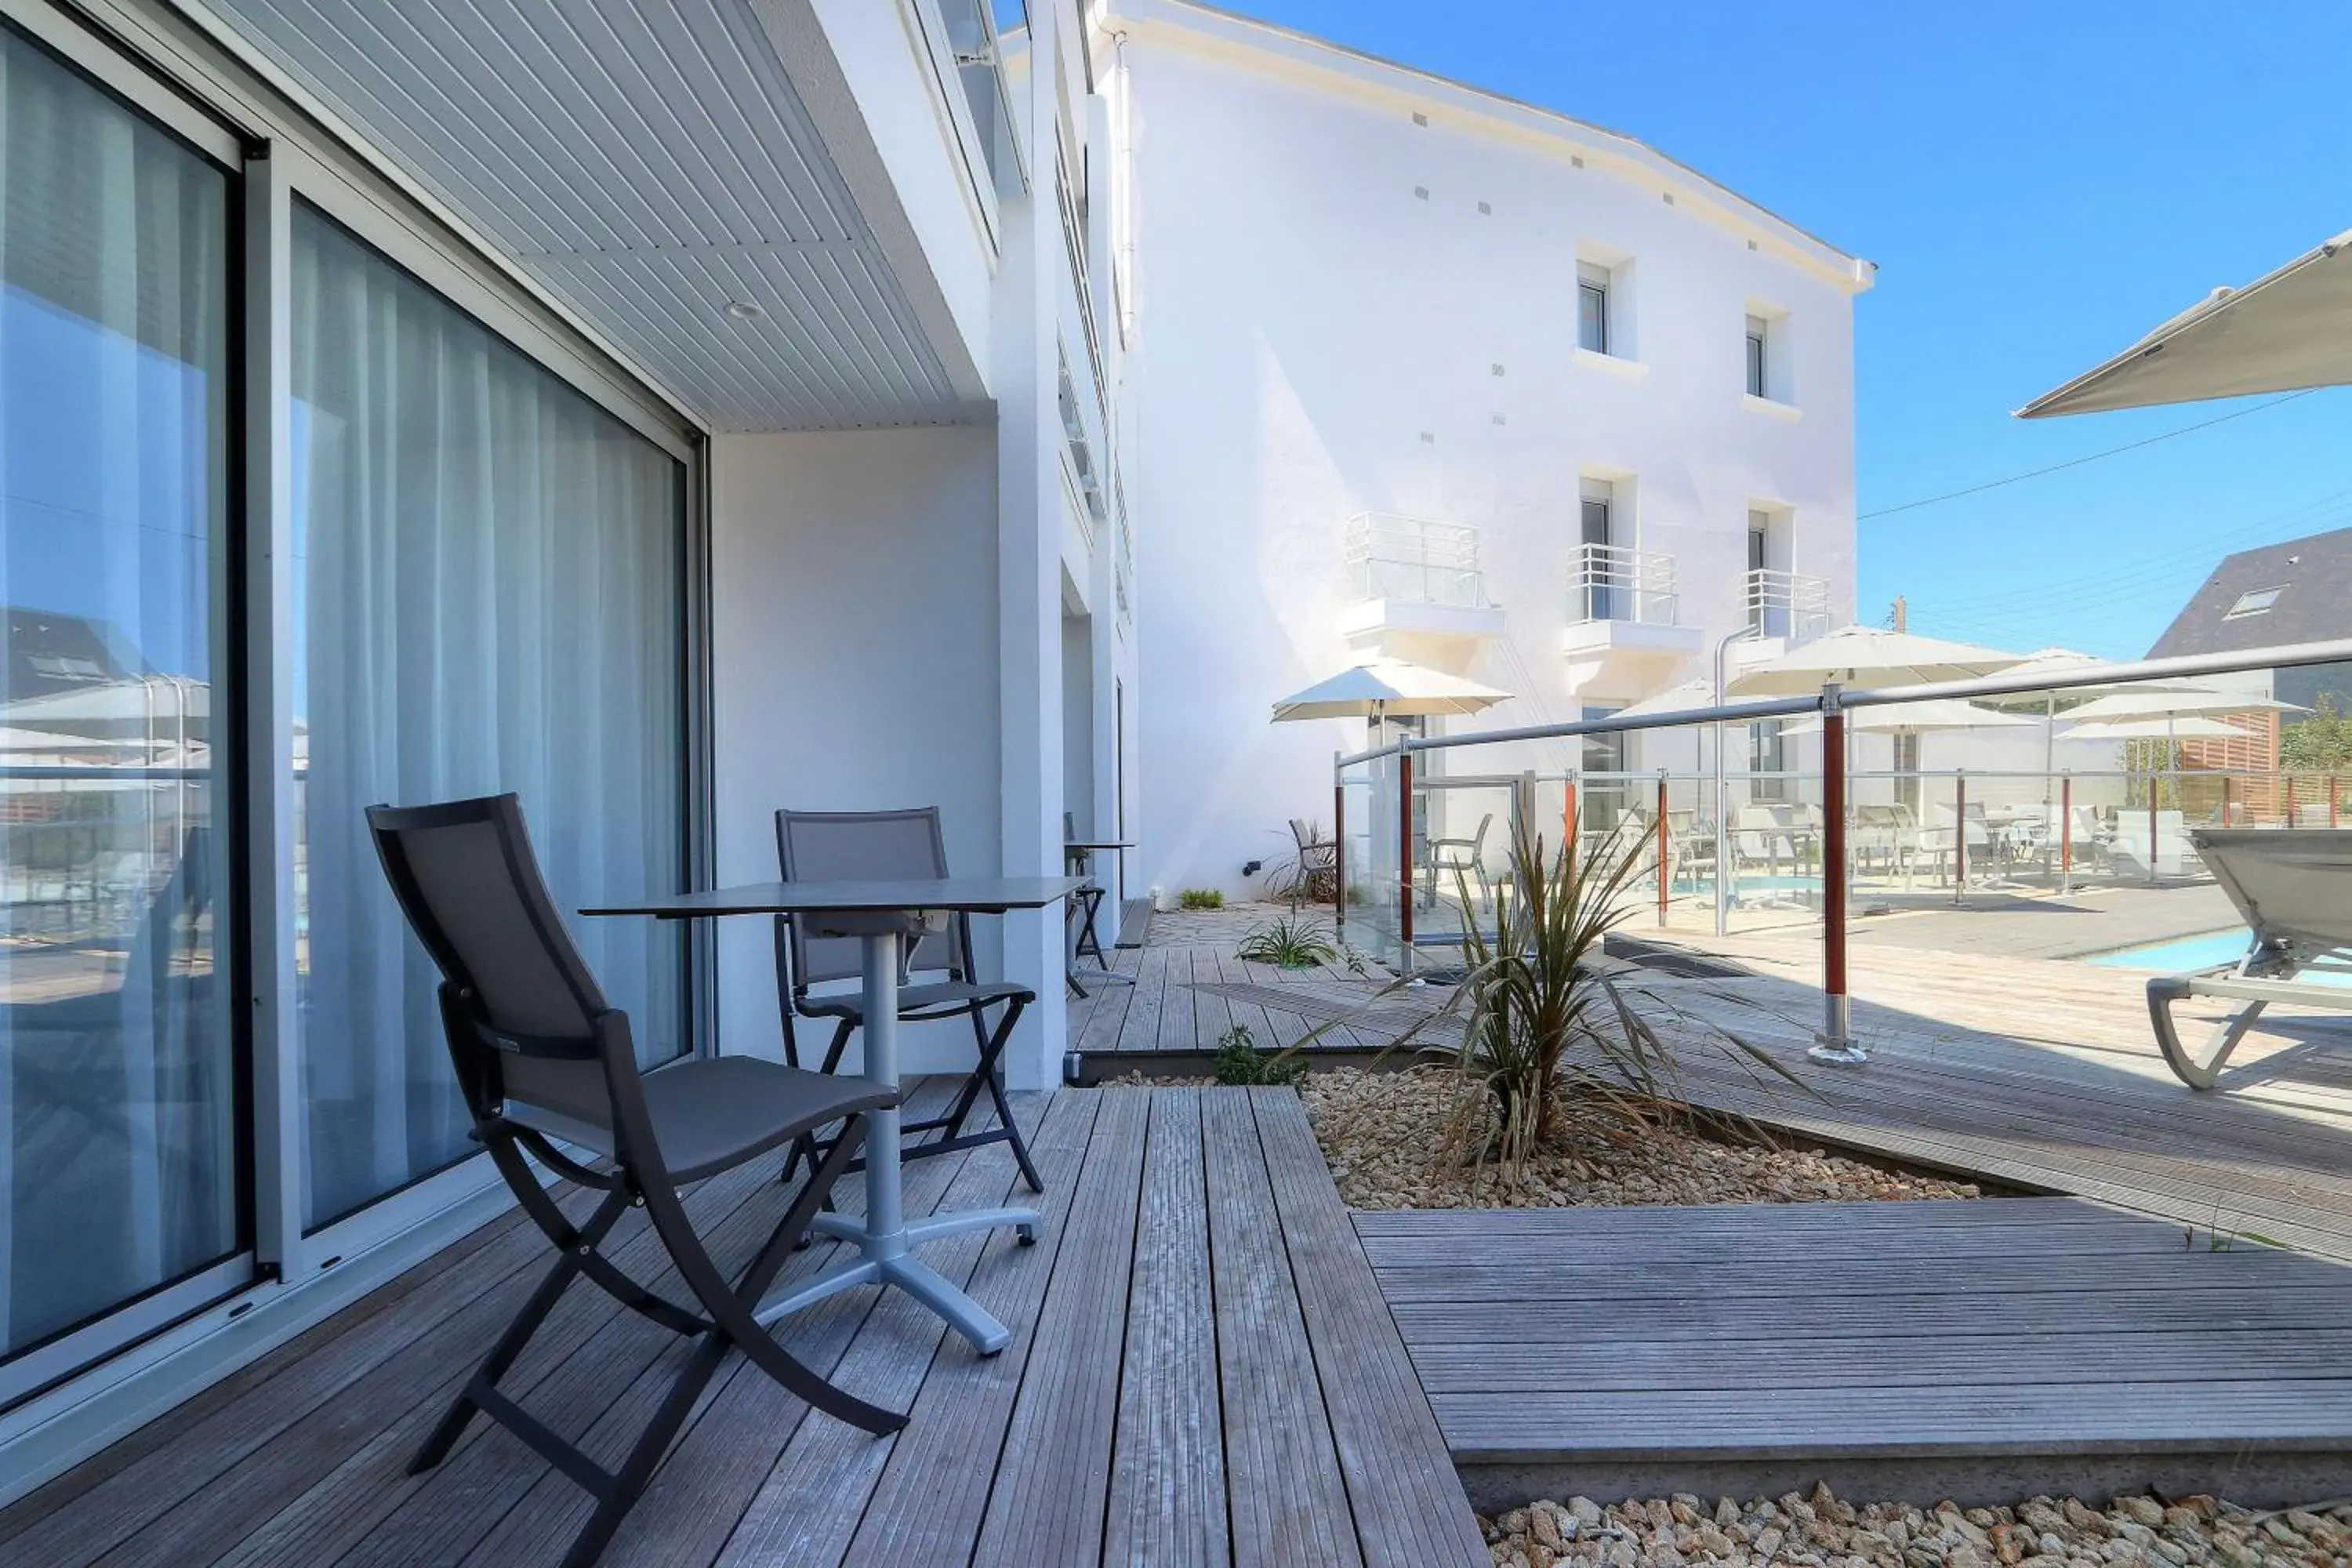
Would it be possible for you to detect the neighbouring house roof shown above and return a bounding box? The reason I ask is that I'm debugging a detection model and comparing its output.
[1110,0,1875,292]
[2149,526,2352,659]
[2148,526,2352,713]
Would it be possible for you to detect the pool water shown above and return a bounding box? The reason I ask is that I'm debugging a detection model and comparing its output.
[2087,929,2352,987]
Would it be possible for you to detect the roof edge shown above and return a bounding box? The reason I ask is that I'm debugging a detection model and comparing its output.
[1105,0,1874,293]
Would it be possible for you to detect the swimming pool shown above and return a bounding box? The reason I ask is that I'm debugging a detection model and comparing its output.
[2086,928,2352,986]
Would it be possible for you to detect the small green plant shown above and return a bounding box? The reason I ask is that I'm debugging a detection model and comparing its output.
[1340,944,1370,977]
[1178,887,1225,910]
[1212,1024,1304,1086]
[1410,814,1802,1180]
[1234,913,1338,969]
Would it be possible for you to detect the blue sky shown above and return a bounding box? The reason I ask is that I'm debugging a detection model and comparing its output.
[1142,0,2352,659]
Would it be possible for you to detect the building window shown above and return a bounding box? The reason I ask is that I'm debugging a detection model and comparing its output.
[2224,586,2285,619]
[1745,315,1768,398]
[1577,262,1611,355]
[1581,706,1629,826]
[1579,478,1615,620]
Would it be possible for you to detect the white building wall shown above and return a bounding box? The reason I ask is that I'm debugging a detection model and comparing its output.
[1114,5,1869,898]
[710,426,1012,1076]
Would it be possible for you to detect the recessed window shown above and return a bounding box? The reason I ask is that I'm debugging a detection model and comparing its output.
[1577,262,1611,355]
[1744,315,1768,398]
[2224,586,2285,619]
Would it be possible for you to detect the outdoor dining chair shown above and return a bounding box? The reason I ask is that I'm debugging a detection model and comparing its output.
[367,794,903,1568]
[1423,811,1494,908]
[775,807,1044,1194]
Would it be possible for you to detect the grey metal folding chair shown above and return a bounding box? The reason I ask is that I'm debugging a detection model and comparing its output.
[774,807,1044,1193]
[368,794,903,1568]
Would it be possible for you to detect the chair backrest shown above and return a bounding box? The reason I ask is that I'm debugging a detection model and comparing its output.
[1064,810,1079,842]
[2190,828,2352,960]
[1289,817,1316,849]
[775,807,966,992]
[1470,812,1494,850]
[367,794,617,1133]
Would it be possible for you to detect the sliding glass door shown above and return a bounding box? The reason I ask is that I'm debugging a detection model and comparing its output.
[289,205,688,1230]
[0,21,239,1363]
[0,4,699,1407]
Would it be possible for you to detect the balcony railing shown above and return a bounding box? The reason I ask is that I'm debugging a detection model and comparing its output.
[1344,514,1485,608]
[1745,568,1831,641]
[1568,543,1679,625]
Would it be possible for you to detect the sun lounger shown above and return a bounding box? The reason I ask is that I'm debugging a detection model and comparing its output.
[2147,828,2352,1089]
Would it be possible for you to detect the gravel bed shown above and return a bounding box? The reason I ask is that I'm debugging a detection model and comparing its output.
[1300,1066,1979,1209]
[1486,1486,2342,1568]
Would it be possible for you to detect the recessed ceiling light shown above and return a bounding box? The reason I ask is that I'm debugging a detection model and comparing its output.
[724,300,765,321]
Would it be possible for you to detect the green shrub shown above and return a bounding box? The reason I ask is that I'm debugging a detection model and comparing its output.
[1178,887,1225,910]
[1234,914,1338,969]
[1212,1024,1303,1087]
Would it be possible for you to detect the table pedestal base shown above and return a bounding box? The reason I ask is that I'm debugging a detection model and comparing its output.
[754,1204,1040,1354]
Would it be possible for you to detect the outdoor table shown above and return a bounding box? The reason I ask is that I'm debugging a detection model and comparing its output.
[582,875,1086,1355]
[1063,840,1135,994]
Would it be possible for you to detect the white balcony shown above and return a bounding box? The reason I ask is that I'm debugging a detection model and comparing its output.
[1337,514,1505,644]
[1744,567,1831,643]
[1561,543,1703,679]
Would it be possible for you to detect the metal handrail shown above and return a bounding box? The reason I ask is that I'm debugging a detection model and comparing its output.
[1334,633,2352,1071]
[1743,567,1829,639]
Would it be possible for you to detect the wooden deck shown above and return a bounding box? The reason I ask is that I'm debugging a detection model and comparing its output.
[0,1080,1486,1568]
[1364,1196,2352,1510]
[1074,905,2352,1263]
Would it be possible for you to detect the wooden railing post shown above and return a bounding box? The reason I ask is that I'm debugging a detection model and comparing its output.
[2060,774,2073,895]
[1398,750,1414,960]
[1332,775,1346,938]
[1808,684,1862,1065]
[1655,772,1669,927]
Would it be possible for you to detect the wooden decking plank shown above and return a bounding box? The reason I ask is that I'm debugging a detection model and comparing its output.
[1391,1285,2352,1345]
[970,1086,1152,1563]
[0,1198,530,1548]
[1410,1327,2352,1393]
[1356,1194,2143,1245]
[1437,1378,2352,1458]
[1200,1086,1362,1567]
[1,1181,608,1568]
[691,1094,1068,1568]
[1250,1087,1490,1568]
[816,1091,1109,1566]
[1114,896,1152,949]
[1356,1208,2236,1265]
[1373,1247,2325,1303]
[1155,945,1202,1053]
[1075,946,1142,1059]
[1187,946,1237,1051]
[1110,945,1169,1054]
[1102,1087,1229,1568]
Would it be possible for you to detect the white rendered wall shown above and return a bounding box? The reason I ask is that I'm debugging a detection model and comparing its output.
[710,426,1011,1077]
[1118,27,1865,899]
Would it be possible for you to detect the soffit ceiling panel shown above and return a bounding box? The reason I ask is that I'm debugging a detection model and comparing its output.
[210,0,958,431]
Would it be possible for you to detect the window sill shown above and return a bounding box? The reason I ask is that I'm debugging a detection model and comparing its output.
[1574,348,1648,380]
[1743,393,1802,422]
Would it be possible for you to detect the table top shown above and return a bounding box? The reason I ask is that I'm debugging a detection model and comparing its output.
[582,876,1091,920]
[1064,840,1133,851]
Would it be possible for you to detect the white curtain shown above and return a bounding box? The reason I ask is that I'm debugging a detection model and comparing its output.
[290,208,685,1229]
[0,27,234,1357]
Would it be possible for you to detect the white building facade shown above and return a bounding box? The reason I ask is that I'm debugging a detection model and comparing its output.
[1107,0,1875,899]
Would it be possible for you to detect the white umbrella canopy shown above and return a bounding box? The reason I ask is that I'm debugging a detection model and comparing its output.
[1782,699,2035,737]
[2019,229,2352,417]
[2060,684,2304,724]
[2061,716,2254,742]
[1615,677,1727,718]
[1726,625,2027,697]
[1269,657,1511,723]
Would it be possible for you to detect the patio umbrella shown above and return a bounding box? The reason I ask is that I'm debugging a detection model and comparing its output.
[2060,717,2253,742]
[1269,657,1510,724]
[2056,684,2304,724]
[2019,228,2352,416]
[1725,624,2026,697]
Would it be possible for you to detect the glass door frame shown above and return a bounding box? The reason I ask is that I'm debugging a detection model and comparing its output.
[0,0,713,1438]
